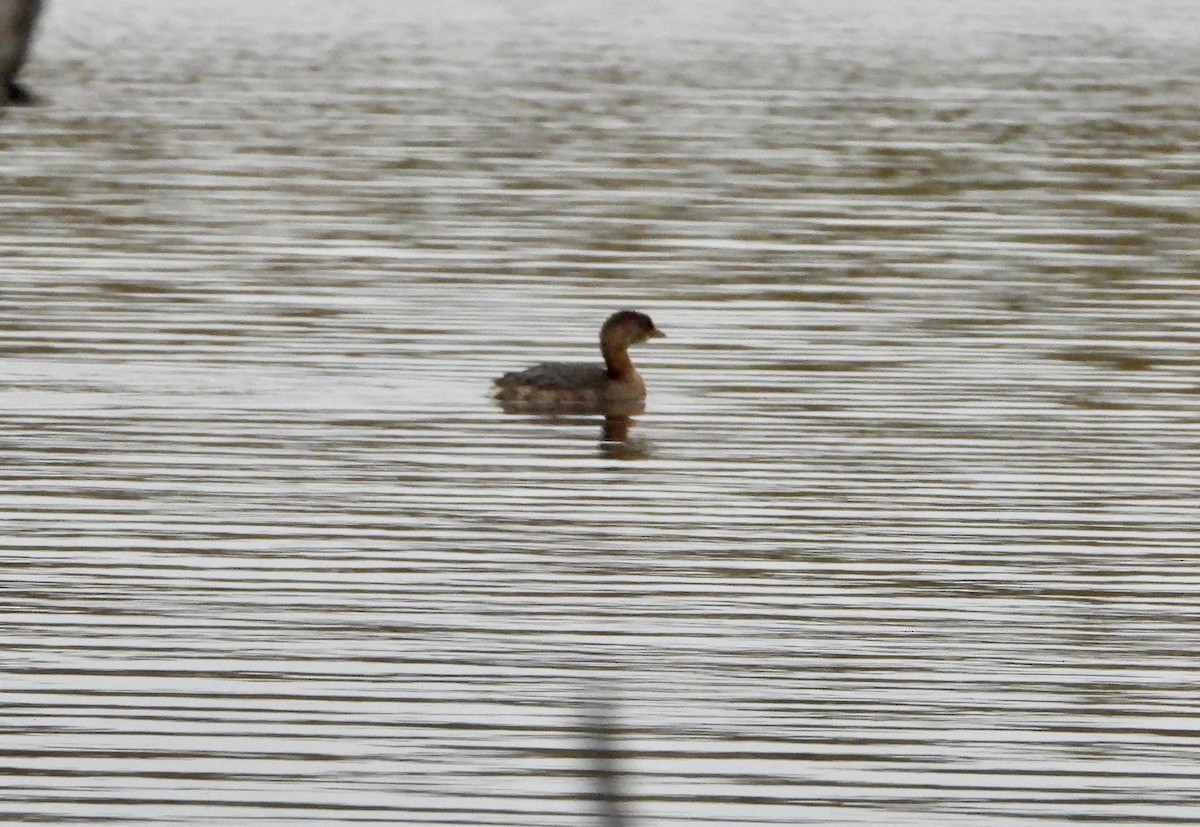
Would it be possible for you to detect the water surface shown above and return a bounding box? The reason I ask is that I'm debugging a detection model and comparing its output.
[2,1,1200,824]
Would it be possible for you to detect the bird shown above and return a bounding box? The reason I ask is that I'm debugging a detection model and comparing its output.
[494,310,665,411]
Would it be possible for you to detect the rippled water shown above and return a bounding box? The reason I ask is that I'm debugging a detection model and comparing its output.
[2,0,1200,824]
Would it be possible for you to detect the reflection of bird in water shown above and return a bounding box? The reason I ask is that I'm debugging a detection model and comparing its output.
[0,0,44,105]
[494,310,665,412]
[598,414,653,460]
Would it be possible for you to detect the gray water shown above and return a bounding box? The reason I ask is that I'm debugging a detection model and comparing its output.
[2,0,1200,824]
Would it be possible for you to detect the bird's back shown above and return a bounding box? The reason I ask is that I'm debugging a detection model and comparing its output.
[494,361,609,405]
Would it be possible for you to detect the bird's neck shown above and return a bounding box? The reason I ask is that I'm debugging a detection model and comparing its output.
[603,345,635,379]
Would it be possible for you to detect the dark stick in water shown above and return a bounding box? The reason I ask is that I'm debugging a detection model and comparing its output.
[583,693,628,827]
[0,0,44,105]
